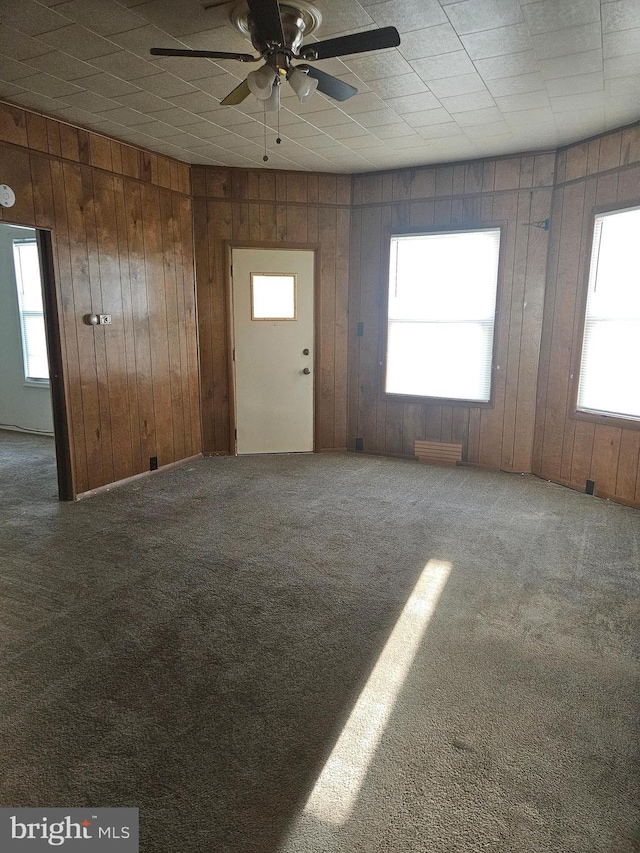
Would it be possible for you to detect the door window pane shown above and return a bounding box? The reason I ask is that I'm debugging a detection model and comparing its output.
[251,273,296,320]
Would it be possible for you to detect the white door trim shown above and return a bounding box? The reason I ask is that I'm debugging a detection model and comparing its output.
[226,242,319,455]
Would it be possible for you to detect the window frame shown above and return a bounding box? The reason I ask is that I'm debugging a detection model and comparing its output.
[12,236,50,387]
[569,200,640,432]
[379,223,506,408]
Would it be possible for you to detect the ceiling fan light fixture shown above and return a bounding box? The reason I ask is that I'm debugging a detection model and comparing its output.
[247,64,277,99]
[288,66,318,103]
[264,79,281,111]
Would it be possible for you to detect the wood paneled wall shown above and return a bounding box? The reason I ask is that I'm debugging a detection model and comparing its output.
[0,101,201,497]
[349,153,555,472]
[533,124,640,507]
[192,166,351,454]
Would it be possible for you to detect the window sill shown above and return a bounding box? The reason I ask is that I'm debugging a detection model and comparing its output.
[24,379,50,389]
[384,392,493,408]
[571,408,640,432]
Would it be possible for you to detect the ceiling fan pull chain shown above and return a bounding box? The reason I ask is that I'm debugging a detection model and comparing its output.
[263,101,269,162]
[276,106,281,145]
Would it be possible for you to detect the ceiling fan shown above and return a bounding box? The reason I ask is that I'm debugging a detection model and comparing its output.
[150,0,400,110]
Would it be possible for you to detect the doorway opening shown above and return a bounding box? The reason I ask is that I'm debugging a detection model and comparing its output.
[230,246,316,455]
[0,223,72,500]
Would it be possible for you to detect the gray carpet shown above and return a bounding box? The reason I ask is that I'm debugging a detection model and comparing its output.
[0,428,638,852]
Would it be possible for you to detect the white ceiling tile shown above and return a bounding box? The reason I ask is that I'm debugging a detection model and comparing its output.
[439,89,496,113]
[427,72,487,98]
[544,72,604,98]
[522,0,600,36]
[604,53,640,77]
[531,22,602,60]
[390,134,432,148]
[551,90,614,113]
[539,49,603,79]
[112,25,184,58]
[19,71,83,98]
[128,0,233,38]
[415,122,468,139]
[185,75,243,100]
[183,121,237,140]
[346,51,413,81]
[366,0,447,31]
[23,51,96,81]
[11,90,67,110]
[602,0,640,33]
[282,121,326,139]
[474,51,540,80]
[114,90,168,112]
[321,122,372,138]
[1,0,71,37]
[79,72,142,98]
[0,26,54,60]
[453,106,504,126]
[354,108,400,127]
[307,109,355,127]
[129,119,186,138]
[404,107,453,127]
[0,55,35,83]
[37,24,120,60]
[198,108,255,128]
[53,0,148,37]
[149,55,230,81]
[165,90,224,113]
[398,24,463,61]
[339,91,387,114]
[603,27,640,58]
[604,75,640,96]
[371,122,417,138]
[493,90,551,112]
[97,105,160,125]
[140,72,199,98]
[91,49,162,80]
[485,72,546,96]
[503,106,557,126]
[305,1,375,38]
[462,120,512,137]
[445,0,524,35]
[367,73,428,98]
[411,50,476,81]
[62,90,120,111]
[383,90,441,113]
[460,24,532,59]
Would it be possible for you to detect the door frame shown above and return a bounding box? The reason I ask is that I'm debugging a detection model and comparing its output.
[225,241,321,455]
[2,220,73,500]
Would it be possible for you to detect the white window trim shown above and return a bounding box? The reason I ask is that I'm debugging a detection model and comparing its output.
[12,237,50,388]
[383,227,502,405]
[574,204,640,425]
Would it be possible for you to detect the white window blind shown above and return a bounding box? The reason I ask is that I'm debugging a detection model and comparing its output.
[577,206,640,420]
[385,229,501,402]
[13,239,49,383]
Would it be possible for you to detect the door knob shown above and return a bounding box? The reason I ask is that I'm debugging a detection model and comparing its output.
[303,367,311,375]
[303,348,310,355]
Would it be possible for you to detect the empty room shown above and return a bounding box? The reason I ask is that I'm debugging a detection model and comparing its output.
[0,1,638,851]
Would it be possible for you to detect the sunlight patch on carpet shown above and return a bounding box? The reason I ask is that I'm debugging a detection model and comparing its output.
[303,559,451,825]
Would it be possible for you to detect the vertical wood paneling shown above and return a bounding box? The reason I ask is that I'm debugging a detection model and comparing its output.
[349,156,554,471]
[194,167,351,454]
[0,102,200,496]
[533,124,640,507]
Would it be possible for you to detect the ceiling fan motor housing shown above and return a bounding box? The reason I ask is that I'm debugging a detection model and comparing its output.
[232,1,322,55]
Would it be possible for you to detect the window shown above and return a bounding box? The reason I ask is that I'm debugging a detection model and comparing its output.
[13,238,49,384]
[385,229,501,402]
[251,273,297,320]
[577,206,640,421]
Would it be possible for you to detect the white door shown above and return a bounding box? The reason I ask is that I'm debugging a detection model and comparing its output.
[232,248,314,454]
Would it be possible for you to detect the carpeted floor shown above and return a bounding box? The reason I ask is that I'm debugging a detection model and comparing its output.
[0,428,638,852]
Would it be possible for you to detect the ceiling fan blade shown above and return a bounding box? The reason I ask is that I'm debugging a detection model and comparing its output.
[247,0,285,46]
[220,79,251,106]
[298,65,357,102]
[150,47,256,62]
[298,26,400,61]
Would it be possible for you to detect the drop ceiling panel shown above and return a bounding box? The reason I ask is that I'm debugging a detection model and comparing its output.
[0,0,638,172]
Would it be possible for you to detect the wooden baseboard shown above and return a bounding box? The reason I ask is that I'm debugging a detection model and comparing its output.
[76,454,203,500]
[532,473,640,510]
